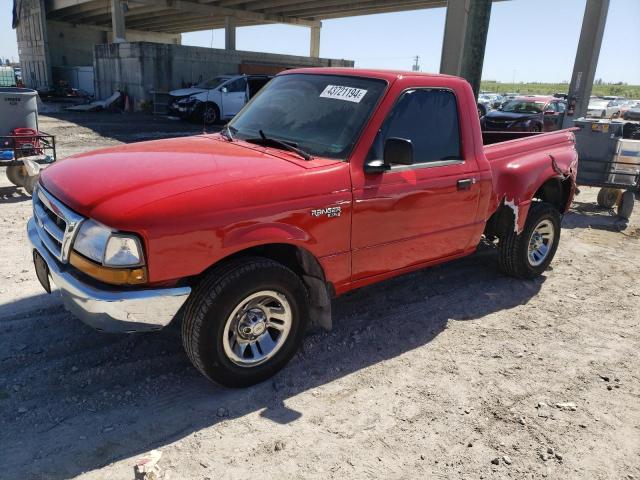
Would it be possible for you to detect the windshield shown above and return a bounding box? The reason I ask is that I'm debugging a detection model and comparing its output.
[501,100,545,114]
[228,74,387,160]
[196,76,230,89]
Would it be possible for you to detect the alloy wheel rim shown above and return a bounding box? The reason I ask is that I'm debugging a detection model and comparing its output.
[222,290,292,367]
[527,219,554,267]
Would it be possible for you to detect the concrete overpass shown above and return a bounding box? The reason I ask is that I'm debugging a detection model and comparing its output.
[14,0,609,120]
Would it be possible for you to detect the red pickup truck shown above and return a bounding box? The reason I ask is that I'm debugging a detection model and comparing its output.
[28,68,577,387]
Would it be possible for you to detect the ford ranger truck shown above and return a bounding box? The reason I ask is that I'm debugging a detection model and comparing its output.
[28,69,578,387]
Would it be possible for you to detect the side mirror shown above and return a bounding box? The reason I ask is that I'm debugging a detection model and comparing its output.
[384,137,413,166]
[221,87,228,93]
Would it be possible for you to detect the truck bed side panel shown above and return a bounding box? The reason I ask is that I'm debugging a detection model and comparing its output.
[483,129,578,232]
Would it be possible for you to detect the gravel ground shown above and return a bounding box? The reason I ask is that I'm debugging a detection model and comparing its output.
[1,111,639,480]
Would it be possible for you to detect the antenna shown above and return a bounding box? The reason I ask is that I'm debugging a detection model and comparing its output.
[412,55,420,72]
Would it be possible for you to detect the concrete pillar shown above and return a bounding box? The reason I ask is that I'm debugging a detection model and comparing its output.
[111,0,126,43]
[562,0,609,127]
[310,24,321,58]
[459,0,492,99]
[440,0,492,99]
[439,0,469,77]
[225,16,237,50]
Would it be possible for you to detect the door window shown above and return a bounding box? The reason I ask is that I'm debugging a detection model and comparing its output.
[557,102,566,113]
[369,89,461,164]
[224,78,247,93]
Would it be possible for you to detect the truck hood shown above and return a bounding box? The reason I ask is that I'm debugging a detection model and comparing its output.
[40,135,312,224]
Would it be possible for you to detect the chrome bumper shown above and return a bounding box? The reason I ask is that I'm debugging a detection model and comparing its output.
[27,218,191,333]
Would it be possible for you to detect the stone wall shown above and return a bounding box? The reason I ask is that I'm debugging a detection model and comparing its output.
[93,42,354,107]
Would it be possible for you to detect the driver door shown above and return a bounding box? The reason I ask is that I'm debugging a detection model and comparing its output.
[351,88,482,280]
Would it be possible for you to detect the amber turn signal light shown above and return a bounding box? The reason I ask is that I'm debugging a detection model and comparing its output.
[69,251,148,286]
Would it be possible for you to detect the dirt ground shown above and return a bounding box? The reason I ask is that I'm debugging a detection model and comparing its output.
[1,111,639,480]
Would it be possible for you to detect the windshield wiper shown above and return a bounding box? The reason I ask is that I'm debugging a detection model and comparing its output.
[220,125,234,142]
[245,129,312,161]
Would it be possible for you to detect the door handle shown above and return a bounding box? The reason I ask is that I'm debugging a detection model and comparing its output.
[457,178,475,191]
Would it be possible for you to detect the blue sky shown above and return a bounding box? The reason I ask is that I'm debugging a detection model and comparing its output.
[2,0,639,83]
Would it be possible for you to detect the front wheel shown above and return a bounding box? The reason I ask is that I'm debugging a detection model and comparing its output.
[498,202,561,279]
[199,103,220,125]
[530,124,542,133]
[181,257,309,387]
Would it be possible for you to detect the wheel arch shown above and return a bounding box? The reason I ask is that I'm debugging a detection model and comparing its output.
[194,242,333,331]
[533,176,573,214]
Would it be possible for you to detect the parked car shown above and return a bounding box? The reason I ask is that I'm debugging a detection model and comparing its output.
[622,102,640,121]
[167,75,232,108]
[28,68,578,387]
[619,100,640,118]
[481,96,566,132]
[170,74,272,124]
[479,93,503,109]
[587,98,621,118]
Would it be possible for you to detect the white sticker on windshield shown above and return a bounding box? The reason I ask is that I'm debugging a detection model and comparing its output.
[320,85,368,103]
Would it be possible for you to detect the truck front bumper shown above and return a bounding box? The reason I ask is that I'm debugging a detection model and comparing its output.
[28,218,192,333]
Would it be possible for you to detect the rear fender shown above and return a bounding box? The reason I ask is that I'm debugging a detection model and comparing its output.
[491,151,577,234]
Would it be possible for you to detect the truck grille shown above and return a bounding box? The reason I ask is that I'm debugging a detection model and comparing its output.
[32,185,84,263]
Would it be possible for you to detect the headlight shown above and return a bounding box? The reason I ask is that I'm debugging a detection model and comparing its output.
[104,235,143,266]
[73,220,144,267]
[73,220,112,263]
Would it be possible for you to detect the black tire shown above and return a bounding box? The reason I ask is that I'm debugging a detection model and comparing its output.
[197,102,220,125]
[617,190,635,220]
[182,257,309,387]
[498,202,561,279]
[6,165,27,187]
[597,187,621,208]
[530,124,542,133]
[477,103,487,118]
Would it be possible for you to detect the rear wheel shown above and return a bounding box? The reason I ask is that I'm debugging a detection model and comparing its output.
[597,187,622,208]
[181,257,309,387]
[617,190,635,220]
[530,124,542,133]
[499,202,561,279]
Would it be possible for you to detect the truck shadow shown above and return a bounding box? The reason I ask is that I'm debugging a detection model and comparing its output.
[562,201,629,232]
[0,247,544,479]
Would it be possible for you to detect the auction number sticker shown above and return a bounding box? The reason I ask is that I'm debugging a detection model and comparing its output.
[320,85,367,103]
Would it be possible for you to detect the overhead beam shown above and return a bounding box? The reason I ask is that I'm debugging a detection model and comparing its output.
[263,0,438,15]
[135,0,320,27]
[287,1,446,20]
[563,0,610,127]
